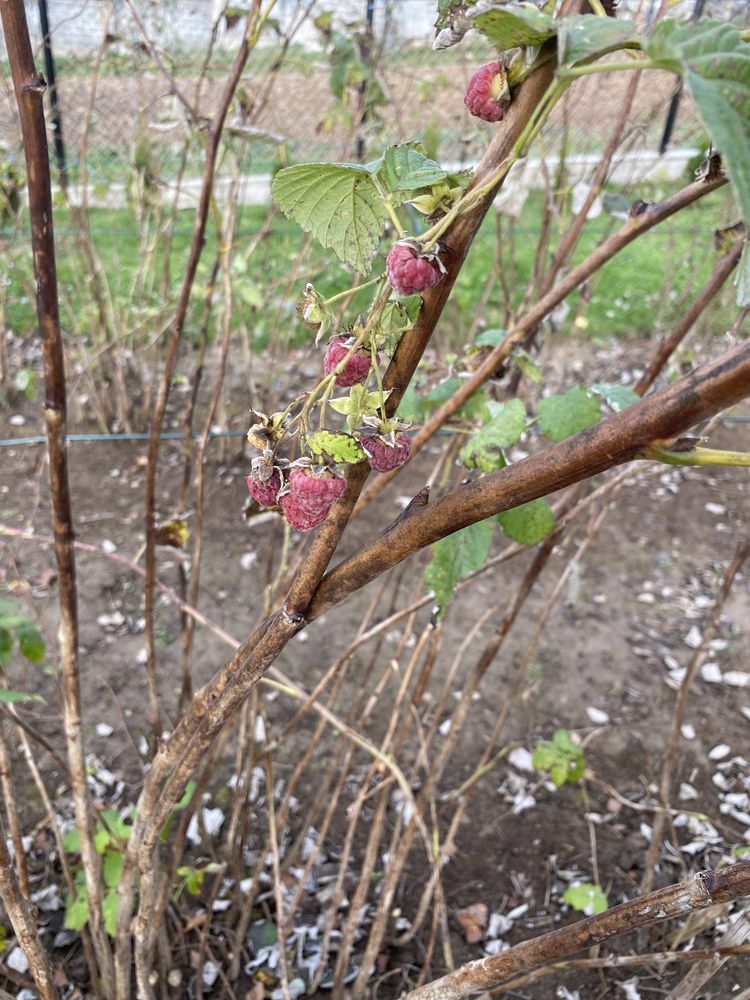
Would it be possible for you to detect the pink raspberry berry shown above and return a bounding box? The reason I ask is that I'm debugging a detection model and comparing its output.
[246,470,282,508]
[279,493,328,531]
[323,336,373,387]
[288,467,347,520]
[386,243,445,297]
[362,433,412,473]
[464,61,510,123]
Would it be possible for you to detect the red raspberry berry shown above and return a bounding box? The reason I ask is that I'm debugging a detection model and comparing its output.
[323,336,374,387]
[362,433,412,473]
[288,467,347,520]
[387,243,445,297]
[464,61,510,123]
[245,470,282,508]
[279,493,328,531]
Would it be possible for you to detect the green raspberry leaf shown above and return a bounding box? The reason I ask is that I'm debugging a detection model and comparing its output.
[396,384,423,423]
[512,347,543,384]
[532,729,584,787]
[472,2,556,49]
[0,689,44,704]
[473,328,506,348]
[307,431,366,465]
[103,849,124,889]
[272,163,389,273]
[62,827,81,854]
[558,15,638,66]
[378,143,448,194]
[16,623,45,664]
[103,888,119,937]
[590,383,640,413]
[563,883,608,916]
[646,20,750,233]
[497,498,555,545]
[460,398,526,474]
[424,521,493,614]
[64,885,90,933]
[537,387,601,442]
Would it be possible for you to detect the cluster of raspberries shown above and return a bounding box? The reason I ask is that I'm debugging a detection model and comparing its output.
[246,431,411,532]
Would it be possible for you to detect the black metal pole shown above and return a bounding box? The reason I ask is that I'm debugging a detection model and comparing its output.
[37,0,67,188]
[658,0,706,155]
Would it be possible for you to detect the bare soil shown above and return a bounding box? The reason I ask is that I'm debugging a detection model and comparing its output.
[0,335,749,998]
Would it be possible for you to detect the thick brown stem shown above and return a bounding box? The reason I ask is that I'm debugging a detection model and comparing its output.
[310,338,750,618]
[402,862,750,1000]
[0,0,114,990]
[0,836,56,999]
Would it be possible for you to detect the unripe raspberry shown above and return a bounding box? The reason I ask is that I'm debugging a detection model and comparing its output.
[464,61,510,123]
[288,467,347,520]
[246,470,282,508]
[323,336,374,387]
[362,433,412,473]
[387,243,445,297]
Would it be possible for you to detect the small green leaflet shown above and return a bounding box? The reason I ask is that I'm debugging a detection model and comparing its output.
[646,21,750,249]
[64,885,90,932]
[497,498,555,545]
[558,15,637,66]
[396,383,423,423]
[512,347,543,384]
[472,2,556,49]
[473,328,506,348]
[532,729,585,787]
[424,521,493,613]
[307,430,366,464]
[563,883,608,916]
[0,689,44,704]
[103,888,119,937]
[460,398,526,473]
[16,623,45,664]
[377,143,448,194]
[103,850,124,889]
[590,383,640,413]
[272,163,389,273]
[537,386,601,442]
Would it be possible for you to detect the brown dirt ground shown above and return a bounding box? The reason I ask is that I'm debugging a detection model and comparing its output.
[1,333,749,997]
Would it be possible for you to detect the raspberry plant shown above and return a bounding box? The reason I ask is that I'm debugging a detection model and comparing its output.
[3,0,750,998]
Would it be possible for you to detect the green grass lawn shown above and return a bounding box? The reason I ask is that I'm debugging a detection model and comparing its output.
[2,181,740,358]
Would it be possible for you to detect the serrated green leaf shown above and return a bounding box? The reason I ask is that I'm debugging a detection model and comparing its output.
[177,865,205,897]
[99,809,133,844]
[424,521,493,613]
[103,888,119,936]
[537,387,601,442]
[590,383,640,413]
[532,729,584,787]
[16,624,45,664]
[497,498,555,545]
[461,398,526,473]
[472,2,556,49]
[0,628,12,668]
[272,163,389,273]
[647,20,750,226]
[473,327,506,348]
[378,143,448,193]
[307,431,366,464]
[64,887,90,932]
[103,850,124,889]
[563,883,608,916]
[0,689,44,704]
[559,15,638,66]
[396,384,423,423]
[423,376,462,406]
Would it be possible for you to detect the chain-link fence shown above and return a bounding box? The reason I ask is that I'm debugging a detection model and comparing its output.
[4,0,748,206]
